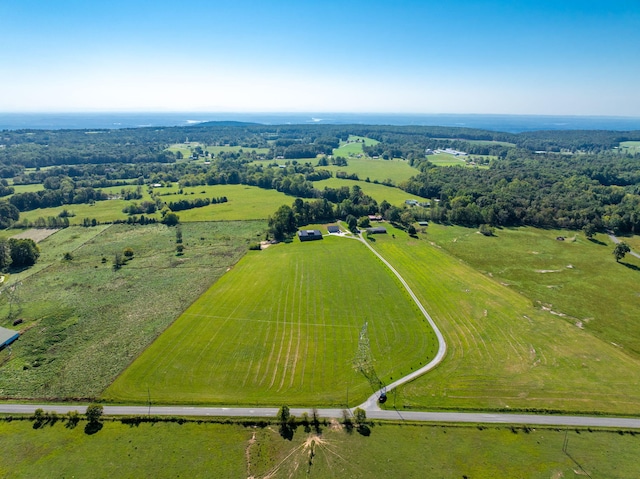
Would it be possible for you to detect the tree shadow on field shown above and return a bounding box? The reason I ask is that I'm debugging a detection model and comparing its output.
[620,261,640,271]
[587,238,607,246]
[84,421,103,435]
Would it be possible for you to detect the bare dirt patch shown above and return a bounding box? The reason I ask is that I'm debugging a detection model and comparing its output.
[11,228,59,243]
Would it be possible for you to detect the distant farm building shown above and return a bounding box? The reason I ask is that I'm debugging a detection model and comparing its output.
[405,199,419,206]
[0,326,19,350]
[327,225,340,234]
[368,215,382,221]
[366,227,387,234]
[418,221,429,226]
[298,230,323,242]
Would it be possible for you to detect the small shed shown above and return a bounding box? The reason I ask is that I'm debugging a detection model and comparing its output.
[366,227,387,234]
[0,326,19,350]
[298,230,323,242]
[327,225,340,234]
[418,221,429,227]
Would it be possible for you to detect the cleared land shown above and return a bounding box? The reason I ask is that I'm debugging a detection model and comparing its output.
[620,140,640,153]
[0,221,264,398]
[2,419,639,479]
[368,225,640,414]
[104,236,438,406]
[428,225,640,358]
[156,184,293,221]
[313,177,426,205]
[322,157,419,184]
[0,420,249,478]
[18,184,293,224]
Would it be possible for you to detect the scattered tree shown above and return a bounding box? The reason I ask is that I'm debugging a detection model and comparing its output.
[583,223,596,239]
[161,212,180,226]
[8,238,40,268]
[123,247,134,259]
[346,214,358,233]
[613,242,631,262]
[86,404,103,424]
[479,224,495,236]
[268,205,297,241]
[112,252,124,270]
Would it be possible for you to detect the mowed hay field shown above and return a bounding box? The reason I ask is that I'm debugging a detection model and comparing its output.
[104,236,438,406]
[322,157,419,184]
[370,226,640,414]
[155,184,292,221]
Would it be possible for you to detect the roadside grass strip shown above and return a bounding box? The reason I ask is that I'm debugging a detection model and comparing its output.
[370,227,640,414]
[104,236,438,406]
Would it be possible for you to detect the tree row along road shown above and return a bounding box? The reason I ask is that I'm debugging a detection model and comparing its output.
[1,404,640,429]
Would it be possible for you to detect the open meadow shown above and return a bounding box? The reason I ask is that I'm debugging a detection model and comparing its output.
[16,183,293,225]
[322,156,419,184]
[155,184,293,221]
[2,418,640,479]
[103,235,438,406]
[367,225,640,414]
[0,221,264,399]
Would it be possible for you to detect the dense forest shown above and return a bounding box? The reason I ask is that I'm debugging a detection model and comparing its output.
[0,122,638,234]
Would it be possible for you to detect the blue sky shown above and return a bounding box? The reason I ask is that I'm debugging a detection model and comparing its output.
[1,0,639,115]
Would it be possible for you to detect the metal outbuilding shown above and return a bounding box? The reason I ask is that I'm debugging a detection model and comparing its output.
[0,326,19,349]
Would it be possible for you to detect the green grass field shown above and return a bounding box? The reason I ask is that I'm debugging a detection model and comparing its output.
[619,141,640,152]
[157,184,293,221]
[16,184,293,224]
[427,153,468,166]
[103,236,438,406]
[0,221,264,399]
[367,225,640,414]
[167,143,270,158]
[313,178,427,205]
[428,225,640,358]
[0,420,249,478]
[8,184,45,194]
[322,157,419,184]
[427,153,491,168]
[2,419,639,478]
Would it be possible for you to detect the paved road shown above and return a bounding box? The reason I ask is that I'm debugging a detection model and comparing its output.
[2,403,640,429]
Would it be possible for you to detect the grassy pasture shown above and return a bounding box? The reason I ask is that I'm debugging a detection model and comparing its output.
[428,225,640,358]
[333,141,364,158]
[166,143,270,158]
[104,236,438,406]
[368,225,640,414]
[0,221,263,399]
[251,423,640,479]
[2,420,639,479]
[427,153,468,166]
[619,141,640,152]
[348,135,379,146]
[0,420,249,478]
[18,199,147,225]
[8,184,45,194]
[617,234,640,253]
[157,184,293,221]
[313,178,426,205]
[16,184,292,224]
[322,157,419,184]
